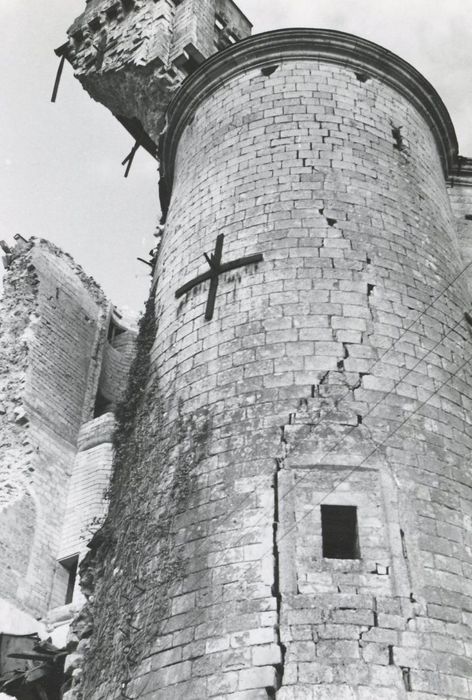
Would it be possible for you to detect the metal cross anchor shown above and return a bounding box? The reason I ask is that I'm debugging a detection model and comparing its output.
[175,234,263,321]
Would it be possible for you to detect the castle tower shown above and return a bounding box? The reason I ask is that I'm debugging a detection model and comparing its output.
[61,3,472,699]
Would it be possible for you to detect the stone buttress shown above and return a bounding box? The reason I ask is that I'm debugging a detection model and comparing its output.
[66,18,472,700]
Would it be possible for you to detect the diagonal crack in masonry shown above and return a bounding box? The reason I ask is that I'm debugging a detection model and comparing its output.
[270,361,371,696]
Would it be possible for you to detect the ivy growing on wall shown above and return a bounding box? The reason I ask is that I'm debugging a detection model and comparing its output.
[74,294,211,699]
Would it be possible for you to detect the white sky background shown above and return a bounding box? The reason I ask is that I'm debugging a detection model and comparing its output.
[0,0,471,313]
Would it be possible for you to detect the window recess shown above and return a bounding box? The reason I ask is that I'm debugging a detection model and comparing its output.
[321,505,360,559]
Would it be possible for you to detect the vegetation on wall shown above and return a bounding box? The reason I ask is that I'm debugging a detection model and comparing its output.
[75,293,210,699]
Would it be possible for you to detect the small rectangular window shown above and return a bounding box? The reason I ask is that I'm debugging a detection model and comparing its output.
[59,555,79,605]
[321,505,360,559]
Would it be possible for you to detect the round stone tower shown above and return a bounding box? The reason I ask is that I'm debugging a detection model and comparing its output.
[76,27,472,700]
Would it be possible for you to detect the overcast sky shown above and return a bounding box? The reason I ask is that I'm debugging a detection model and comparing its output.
[1,0,470,314]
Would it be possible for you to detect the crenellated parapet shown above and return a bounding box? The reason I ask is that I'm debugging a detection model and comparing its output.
[60,0,252,148]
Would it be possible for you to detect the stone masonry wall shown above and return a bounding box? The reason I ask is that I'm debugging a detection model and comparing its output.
[98,335,136,407]
[58,325,137,567]
[0,238,108,618]
[170,0,216,64]
[78,44,472,700]
[158,58,472,699]
[58,414,116,562]
[448,178,472,297]
[65,0,251,144]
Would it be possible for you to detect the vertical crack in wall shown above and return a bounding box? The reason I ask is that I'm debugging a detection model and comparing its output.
[401,667,412,692]
[271,457,286,697]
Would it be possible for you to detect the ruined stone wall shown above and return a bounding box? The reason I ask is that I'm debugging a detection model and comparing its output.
[0,244,40,613]
[68,0,174,74]
[65,0,252,145]
[0,239,108,619]
[79,32,472,700]
[57,327,137,567]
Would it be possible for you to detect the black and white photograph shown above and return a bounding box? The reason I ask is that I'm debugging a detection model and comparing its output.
[1,1,471,698]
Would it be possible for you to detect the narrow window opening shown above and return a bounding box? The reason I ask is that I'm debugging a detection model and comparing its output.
[59,555,79,605]
[321,505,360,559]
[465,214,472,221]
[215,16,226,31]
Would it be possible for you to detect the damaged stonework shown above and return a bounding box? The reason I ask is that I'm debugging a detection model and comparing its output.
[0,237,39,513]
[61,535,100,700]
[60,0,252,148]
[50,1,472,695]
[0,237,137,690]
[0,635,68,699]
[0,236,107,620]
[67,290,282,699]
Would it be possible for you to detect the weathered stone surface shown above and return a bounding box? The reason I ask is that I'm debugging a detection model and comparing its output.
[81,30,472,699]
[0,237,107,617]
[41,6,472,700]
[62,0,252,145]
[0,237,137,692]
